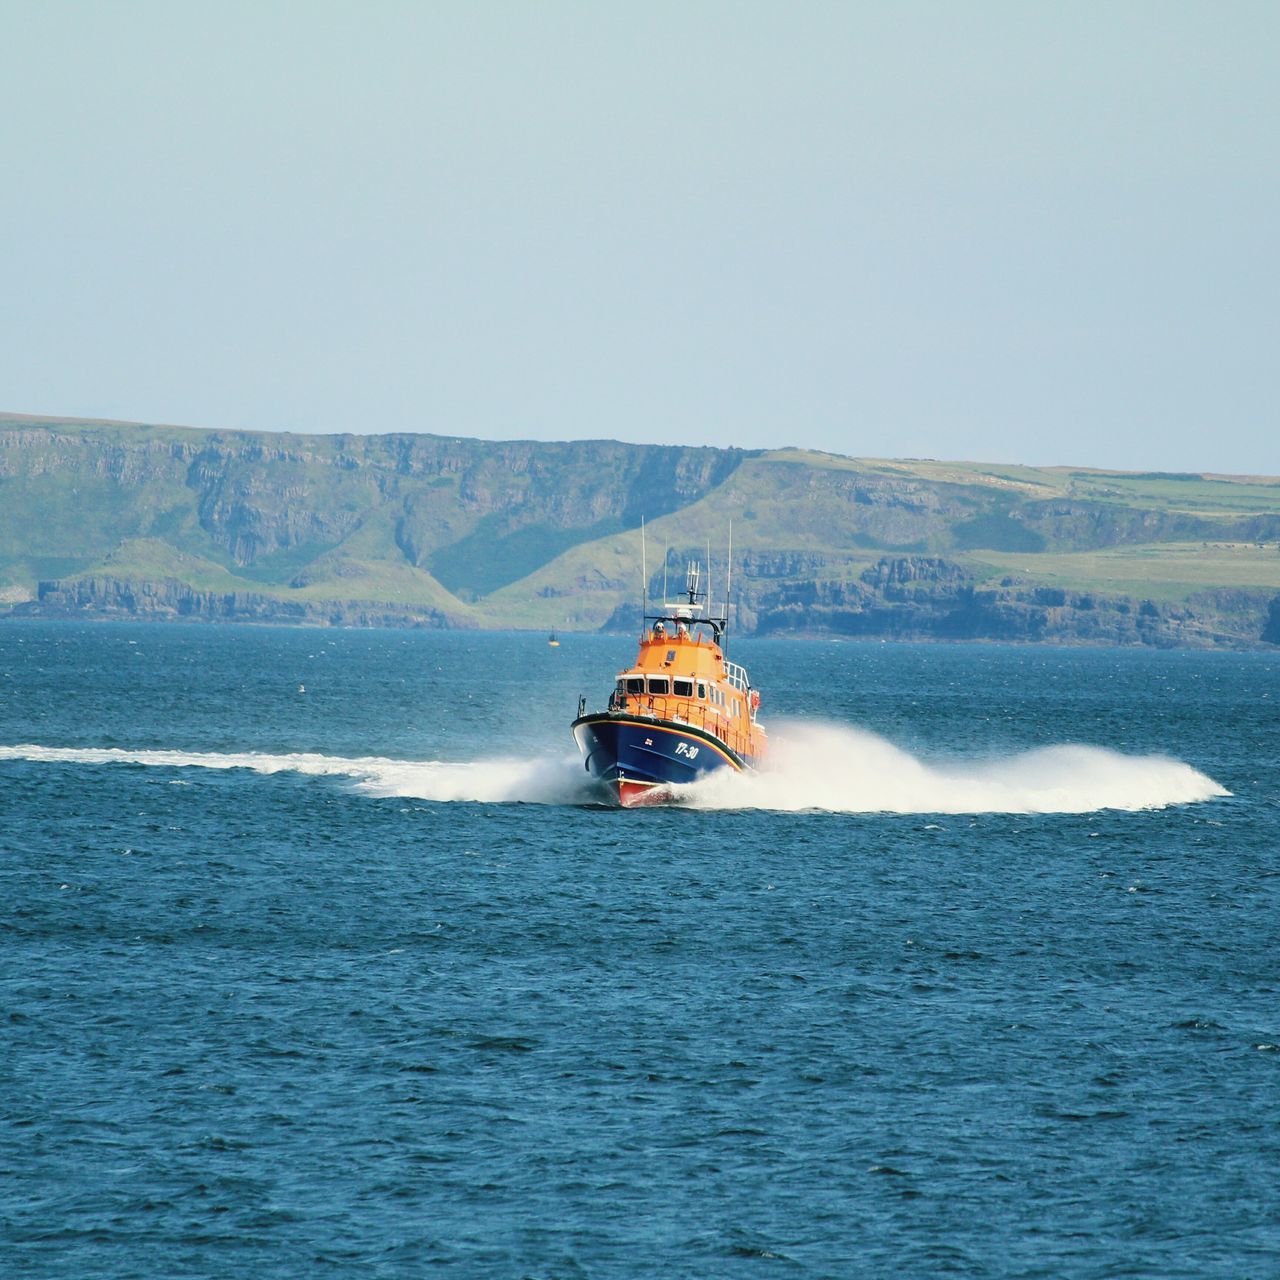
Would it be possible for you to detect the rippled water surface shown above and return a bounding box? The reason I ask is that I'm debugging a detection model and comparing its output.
[2,622,1278,1277]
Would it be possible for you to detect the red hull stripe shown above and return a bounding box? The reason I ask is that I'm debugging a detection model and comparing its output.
[616,779,666,808]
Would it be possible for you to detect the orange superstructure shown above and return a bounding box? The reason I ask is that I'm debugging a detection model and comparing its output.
[606,620,767,766]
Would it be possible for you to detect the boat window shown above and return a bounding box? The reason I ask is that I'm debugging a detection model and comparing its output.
[648,677,670,695]
[697,683,706,699]
[673,679,693,697]
[625,677,644,695]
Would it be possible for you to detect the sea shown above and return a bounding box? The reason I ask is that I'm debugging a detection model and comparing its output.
[2,621,1277,1279]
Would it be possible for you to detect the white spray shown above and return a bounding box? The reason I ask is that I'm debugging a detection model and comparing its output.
[674,720,1229,814]
[0,725,1229,814]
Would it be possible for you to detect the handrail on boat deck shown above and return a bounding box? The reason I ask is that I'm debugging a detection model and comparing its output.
[593,690,754,758]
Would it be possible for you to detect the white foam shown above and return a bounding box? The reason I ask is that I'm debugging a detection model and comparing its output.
[673,720,1230,814]
[0,744,595,806]
[0,722,1230,814]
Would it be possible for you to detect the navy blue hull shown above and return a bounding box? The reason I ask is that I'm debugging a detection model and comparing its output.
[572,713,750,806]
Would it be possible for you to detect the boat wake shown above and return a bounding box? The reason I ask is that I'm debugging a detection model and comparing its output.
[0,723,1228,814]
[0,744,596,805]
[675,721,1229,814]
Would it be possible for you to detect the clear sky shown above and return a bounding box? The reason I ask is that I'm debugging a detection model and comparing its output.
[1,1,1276,472]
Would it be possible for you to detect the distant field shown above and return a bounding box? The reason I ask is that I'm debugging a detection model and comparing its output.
[1054,472,1280,515]
[965,542,1280,601]
[767,451,1280,517]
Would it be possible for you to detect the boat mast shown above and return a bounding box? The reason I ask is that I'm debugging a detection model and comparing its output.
[725,520,733,647]
[706,537,712,626]
[640,516,647,638]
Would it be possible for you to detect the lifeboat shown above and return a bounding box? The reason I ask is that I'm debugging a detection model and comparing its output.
[571,560,767,807]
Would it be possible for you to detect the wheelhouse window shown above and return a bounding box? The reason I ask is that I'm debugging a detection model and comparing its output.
[673,678,693,697]
[625,677,644,695]
[647,677,670,695]
[697,682,706,699]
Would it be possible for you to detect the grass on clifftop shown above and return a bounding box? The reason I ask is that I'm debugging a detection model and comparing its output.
[964,542,1280,601]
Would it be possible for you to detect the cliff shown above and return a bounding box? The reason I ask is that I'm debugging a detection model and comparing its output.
[3,413,1279,648]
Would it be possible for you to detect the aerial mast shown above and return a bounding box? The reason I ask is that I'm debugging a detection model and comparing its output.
[706,537,713,624]
[726,519,733,636]
[685,559,700,607]
[640,517,647,637]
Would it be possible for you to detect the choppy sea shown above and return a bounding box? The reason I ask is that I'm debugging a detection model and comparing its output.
[2,622,1278,1278]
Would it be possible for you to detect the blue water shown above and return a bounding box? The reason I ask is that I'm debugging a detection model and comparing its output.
[2,622,1278,1277]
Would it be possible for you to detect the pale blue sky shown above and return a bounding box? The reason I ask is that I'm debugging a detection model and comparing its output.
[1,1,1276,471]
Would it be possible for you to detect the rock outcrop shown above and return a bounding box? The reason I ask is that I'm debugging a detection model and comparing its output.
[28,576,463,629]
[744,557,1278,649]
[604,556,1280,649]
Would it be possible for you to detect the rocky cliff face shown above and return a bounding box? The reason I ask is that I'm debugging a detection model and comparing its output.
[3,416,1279,647]
[743,556,1278,649]
[29,576,462,629]
[604,555,1279,649]
[0,419,744,574]
[1263,596,1280,646]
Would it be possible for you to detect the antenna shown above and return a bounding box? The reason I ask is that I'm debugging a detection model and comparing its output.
[641,517,647,635]
[663,539,668,604]
[706,536,712,622]
[685,560,700,606]
[726,519,733,630]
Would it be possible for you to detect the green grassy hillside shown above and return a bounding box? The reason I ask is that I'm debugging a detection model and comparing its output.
[2,413,1278,646]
